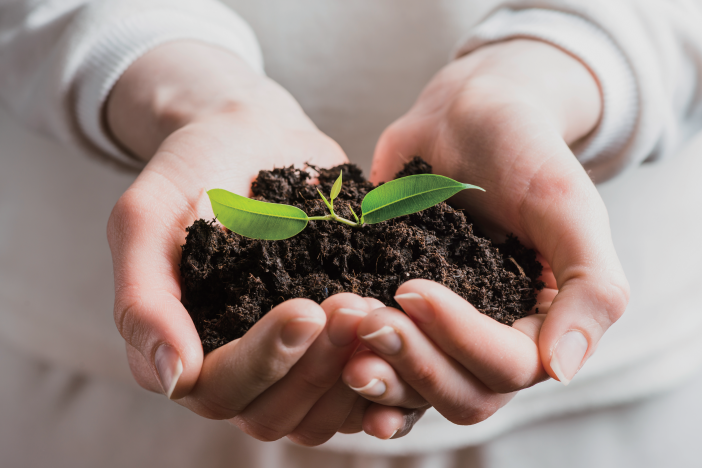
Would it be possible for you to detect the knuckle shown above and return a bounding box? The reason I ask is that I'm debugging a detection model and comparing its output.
[248,356,289,387]
[558,263,631,333]
[295,367,339,394]
[125,345,162,393]
[193,396,240,421]
[288,427,335,447]
[584,272,630,327]
[606,276,630,323]
[113,294,148,347]
[448,405,495,426]
[486,373,530,394]
[337,423,363,434]
[403,362,441,391]
[236,415,287,442]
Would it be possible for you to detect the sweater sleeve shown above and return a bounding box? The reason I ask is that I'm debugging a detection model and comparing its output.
[456,0,702,183]
[0,0,263,169]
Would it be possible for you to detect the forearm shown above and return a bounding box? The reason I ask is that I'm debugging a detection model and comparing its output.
[106,42,266,161]
[106,41,324,164]
[462,0,702,181]
[0,0,263,167]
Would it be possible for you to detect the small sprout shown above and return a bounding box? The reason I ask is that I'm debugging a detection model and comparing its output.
[330,170,343,201]
[207,171,484,240]
[317,188,333,212]
[348,205,360,224]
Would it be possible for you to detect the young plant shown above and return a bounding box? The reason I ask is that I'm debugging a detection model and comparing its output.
[207,171,484,240]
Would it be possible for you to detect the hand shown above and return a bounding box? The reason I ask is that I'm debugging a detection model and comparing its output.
[105,42,396,445]
[343,39,630,434]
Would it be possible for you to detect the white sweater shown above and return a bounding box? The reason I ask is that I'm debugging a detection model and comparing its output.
[1,0,702,455]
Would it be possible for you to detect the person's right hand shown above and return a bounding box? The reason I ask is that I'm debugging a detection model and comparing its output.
[105,41,397,445]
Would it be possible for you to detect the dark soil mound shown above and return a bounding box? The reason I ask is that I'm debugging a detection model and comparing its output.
[181,158,543,353]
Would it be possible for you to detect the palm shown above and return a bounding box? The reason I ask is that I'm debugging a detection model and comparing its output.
[111,109,349,348]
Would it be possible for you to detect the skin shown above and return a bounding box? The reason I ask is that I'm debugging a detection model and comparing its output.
[343,39,629,437]
[106,41,416,445]
[106,38,629,442]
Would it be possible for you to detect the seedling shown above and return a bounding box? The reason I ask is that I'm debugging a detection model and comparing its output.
[207,171,484,240]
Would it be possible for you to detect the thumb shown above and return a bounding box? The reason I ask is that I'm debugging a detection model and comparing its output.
[108,182,204,400]
[523,150,630,385]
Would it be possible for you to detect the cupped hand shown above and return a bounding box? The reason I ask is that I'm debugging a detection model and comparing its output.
[105,42,404,445]
[345,39,630,434]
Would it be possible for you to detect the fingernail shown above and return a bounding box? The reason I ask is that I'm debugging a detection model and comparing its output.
[361,326,402,355]
[328,308,367,347]
[281,317,324,348]
[550,331,588,386]
[376,427,400,440]
[349,378,387,397]
[395,293,434,323]
[155,344,183,399]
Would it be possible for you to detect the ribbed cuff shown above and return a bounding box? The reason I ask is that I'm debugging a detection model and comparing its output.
[74,10,264,169]
[455,8,638,171]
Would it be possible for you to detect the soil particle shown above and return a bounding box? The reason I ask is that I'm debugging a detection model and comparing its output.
[180,157,544,353]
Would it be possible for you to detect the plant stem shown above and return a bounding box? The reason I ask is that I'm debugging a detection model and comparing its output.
[332,214,361,227]
[307,214,361,228]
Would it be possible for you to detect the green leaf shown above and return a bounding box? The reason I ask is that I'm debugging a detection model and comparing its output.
[317,188,333,211]
[207,189,308,240]
[360,174,484,225]
[330,170,343,201]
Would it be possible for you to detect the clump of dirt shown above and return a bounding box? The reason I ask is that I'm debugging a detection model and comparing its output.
[180,157,543,353]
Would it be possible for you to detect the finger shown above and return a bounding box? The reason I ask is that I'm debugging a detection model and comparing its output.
[531,287,558,315]
[357,307,515,425]
[342,350,427,408]
[536,253,558,289]
[531,255,557,315]
[338,396,371,434]
[125,342,161,393]
[514,312,547,340]
[181,298,325,420]
[233,293,371,441]
[365,297,387,310]
[108,185,204,400]
[362,404,430,440]
[394,280,547,393]
[287,379,359,446]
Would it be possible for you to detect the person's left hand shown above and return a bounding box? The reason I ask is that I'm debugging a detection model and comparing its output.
[341,39,629,439]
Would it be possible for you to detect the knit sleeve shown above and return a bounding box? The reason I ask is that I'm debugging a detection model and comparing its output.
[0,0,263,169]
[456,0,702,183]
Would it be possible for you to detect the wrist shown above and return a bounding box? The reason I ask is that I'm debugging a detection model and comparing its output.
[454,39,602,145]
[106,41,271,161]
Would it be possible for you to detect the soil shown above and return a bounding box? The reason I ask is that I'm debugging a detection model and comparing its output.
[180,157,544,353]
